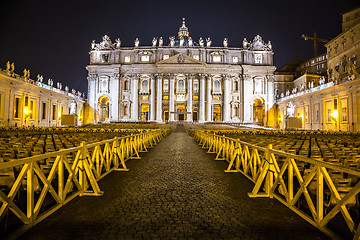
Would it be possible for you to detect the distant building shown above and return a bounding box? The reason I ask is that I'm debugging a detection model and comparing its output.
[275,53,327,101]
[0,66,85,127]
[276,7,360,131]
[86,19,276,125]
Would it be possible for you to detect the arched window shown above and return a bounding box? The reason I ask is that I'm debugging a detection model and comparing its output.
[124,80,129,90]
[142,79,149,91]
[213,80,220,91]
[177,79,185,91]
[233,80,238,91]
[163,80,169,92]
[193,80,199,92]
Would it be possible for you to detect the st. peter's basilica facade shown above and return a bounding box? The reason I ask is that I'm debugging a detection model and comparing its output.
[87,19,276,124]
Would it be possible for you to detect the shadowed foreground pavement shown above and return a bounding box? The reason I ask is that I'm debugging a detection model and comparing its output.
[19,124,328,240]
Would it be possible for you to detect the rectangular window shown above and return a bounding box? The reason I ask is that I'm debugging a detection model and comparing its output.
[14,97,20,118]
[193,96,199,100]
[163,81,169,92]
[314,103,320,123]
[141,55,150,62]
[52,104,56,120]
[212,56,221,63]
[342,107,348,122]
[193,82,199,92]
[213,96,220,100]
[42,102,47,120]
[193,55,199,60]
[163,95,169,100]
[327,109,332,123]
[124,56,131,63]
[163,55,169,60]
[232,56,239,63]
[254,54,262,64]
[142,96,148,100]
[30,100,35,119]
[101,54,109,63]
[341,98,348,122]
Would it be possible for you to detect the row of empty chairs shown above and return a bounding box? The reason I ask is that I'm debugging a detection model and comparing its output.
[0,127,155,192]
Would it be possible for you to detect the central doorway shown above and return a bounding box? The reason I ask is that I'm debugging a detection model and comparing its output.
[141,104,149,121]
[213,104,221,122]
[177,104,185,121]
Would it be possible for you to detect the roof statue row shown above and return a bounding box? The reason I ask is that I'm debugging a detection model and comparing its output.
[90,18,272,51]
[2,61,84,99]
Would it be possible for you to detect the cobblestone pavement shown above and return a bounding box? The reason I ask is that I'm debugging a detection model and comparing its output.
[19,124,328,240]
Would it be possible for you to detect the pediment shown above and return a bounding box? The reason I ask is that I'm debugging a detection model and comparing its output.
[156,53,205,65]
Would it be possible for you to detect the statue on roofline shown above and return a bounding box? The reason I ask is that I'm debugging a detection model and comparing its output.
[199,37,204,47]
[223,38,228,48]
[6,61,10,72]
[169,36,175,47]
[152,37,157,47]
[243,38,248,49]
[179,36,184,47]
[188,37,193,47]
[91,40,96,50]
[134,38,139,47]
[159,37,163,47]
[115,38,121,48]
[206,38,211,47]
[10,63,15,73]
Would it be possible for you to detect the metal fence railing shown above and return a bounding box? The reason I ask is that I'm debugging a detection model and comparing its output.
[190,129,360,240]
[0,129,170,239]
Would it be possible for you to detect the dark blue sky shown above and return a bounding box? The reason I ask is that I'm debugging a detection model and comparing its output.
[0,0,358,95]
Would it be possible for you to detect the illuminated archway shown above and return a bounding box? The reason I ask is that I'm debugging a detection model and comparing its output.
[163,110,169,122]
[213,104,221,122]
[253,97,265,126]
[98,96,109,122]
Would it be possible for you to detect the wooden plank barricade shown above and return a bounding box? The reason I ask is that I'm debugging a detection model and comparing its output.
[189,129,360,240]
[0,129,170,239]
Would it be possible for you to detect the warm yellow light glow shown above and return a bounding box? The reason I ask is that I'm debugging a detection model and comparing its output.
[330,110,338,119]
[278,115,283,122]
[24,107,29,115]
[58,111,62,118]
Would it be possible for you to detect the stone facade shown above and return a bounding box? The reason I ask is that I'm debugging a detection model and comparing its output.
[87,19,276,124]
[276,7,360,131]
[0,65,85,127]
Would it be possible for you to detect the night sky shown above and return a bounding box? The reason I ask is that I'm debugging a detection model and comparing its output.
[0,0,358,95]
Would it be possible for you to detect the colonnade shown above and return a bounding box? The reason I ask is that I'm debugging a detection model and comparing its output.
[124,73,234,123]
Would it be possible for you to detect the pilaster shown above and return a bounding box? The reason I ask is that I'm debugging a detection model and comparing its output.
[155,74,163,122]
[199,74,206,123]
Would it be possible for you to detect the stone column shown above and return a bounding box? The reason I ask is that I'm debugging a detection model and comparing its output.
[156,74,163,122]
[206,75,212,122]
[187,74,193,122]
[199,74,206,123]
[150,74,156,121]
[223,74,230,122]
[169,74,175,121]
[131,74,139,121]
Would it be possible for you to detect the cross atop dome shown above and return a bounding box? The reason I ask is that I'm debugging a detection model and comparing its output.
[178,18,189,38]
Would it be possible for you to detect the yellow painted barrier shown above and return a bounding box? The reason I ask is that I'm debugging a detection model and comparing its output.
[0,129,170,239]
[190,129,360,240]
